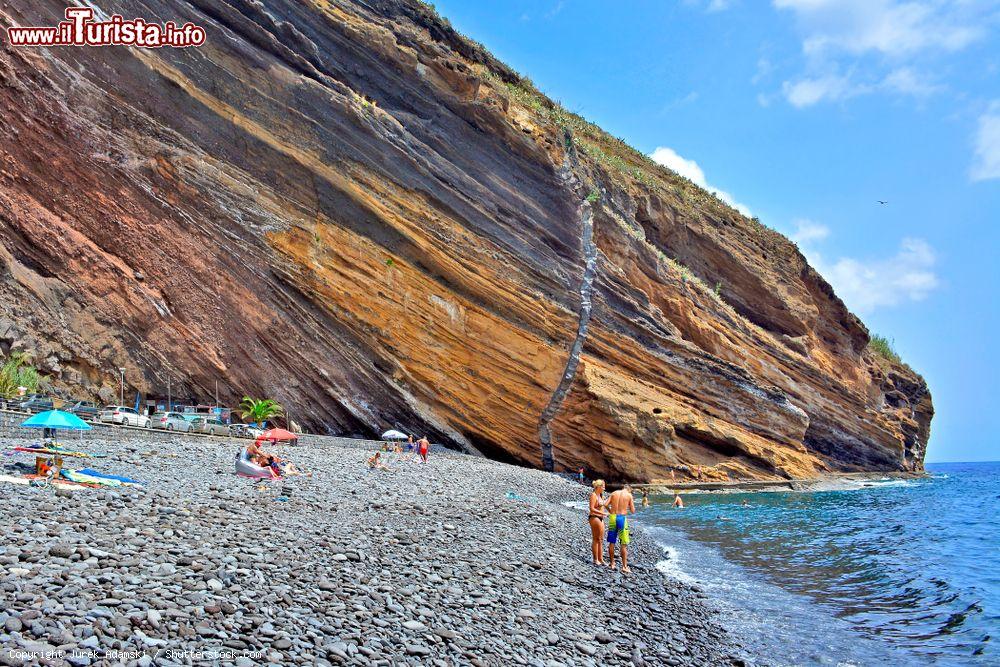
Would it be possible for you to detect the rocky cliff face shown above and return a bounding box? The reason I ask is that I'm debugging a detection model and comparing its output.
[0,0,932,481]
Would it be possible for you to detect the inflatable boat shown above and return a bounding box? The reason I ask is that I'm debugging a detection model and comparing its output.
[234,448,279,479]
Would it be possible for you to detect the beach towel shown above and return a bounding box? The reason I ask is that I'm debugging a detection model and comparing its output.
[77,469,145,485]
[0,473,99,489]
[60,469,123,487]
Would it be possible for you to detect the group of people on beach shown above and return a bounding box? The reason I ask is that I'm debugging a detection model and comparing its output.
[587,480,637,573]
[368,434,430,470]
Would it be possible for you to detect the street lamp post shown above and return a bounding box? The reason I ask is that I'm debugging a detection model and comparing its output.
[118,368,126,405]
[167,376,172,412]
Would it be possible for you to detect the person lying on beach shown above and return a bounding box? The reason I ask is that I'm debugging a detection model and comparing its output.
[367,451,391,471]
[672,493,684,509]
[247,440,278,468]
[588,480,609,566]
[278,460,312,477]
[607,484,636,573]
[246,441,310,477]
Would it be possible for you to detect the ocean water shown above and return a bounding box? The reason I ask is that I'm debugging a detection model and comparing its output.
[643,462,999,666]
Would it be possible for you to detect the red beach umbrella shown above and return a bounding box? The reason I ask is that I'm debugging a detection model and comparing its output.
[256,428,298,444]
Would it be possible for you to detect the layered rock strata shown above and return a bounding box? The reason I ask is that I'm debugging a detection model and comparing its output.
[0,0,932,481]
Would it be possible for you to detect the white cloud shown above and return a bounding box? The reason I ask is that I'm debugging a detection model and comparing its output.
[545,0,567,18]
[971,102,1000,182]
[663,91,700,111]
[649,147,752,216]
[881,67,941,97]
[683,0,735,12]
[752,56,774,85]
[772,1,992,108]
[774,0,985,59]
[791,221,939,312]
[782,74,864,107]
[781,68,940,107]
[790,218,830,244]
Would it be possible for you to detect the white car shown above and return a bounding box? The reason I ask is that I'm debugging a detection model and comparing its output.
[99,405,151,428]
[150,412,193,432]
[189,417,230,437]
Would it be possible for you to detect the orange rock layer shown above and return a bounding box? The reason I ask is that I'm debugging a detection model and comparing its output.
[0,0,931,481]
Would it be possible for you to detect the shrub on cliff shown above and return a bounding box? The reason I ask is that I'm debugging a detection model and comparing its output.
[868,334,902,364]
[0,354,41,398]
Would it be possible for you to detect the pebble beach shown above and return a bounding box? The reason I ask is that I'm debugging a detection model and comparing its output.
[0,428,750,666]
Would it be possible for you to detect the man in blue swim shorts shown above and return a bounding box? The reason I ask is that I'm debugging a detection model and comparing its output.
[606,484,636,573]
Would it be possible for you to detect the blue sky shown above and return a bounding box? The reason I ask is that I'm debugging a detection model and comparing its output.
[436,0,1000,462]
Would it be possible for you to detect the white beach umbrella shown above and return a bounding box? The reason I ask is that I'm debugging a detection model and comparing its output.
[381,429,408,441]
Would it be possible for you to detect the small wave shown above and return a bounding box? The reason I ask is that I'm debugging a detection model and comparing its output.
[858,479,915,489]
[798,477,919,492]
[798,479,870,492]
[655,546,698,584]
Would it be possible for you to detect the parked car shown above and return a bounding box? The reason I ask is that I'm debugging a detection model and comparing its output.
[150,412,193,432]
[228,424,250,438]
[65,401,99,420]
[190,417,230,437]
[18,394,54,412]
[99,406,151,428]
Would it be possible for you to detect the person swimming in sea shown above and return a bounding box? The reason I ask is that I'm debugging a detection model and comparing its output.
[672,493,684,509]
[588,480,608,566]
[641,488,650,508]
[607,484,636,573]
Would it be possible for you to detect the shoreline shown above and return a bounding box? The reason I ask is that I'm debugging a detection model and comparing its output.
[0,428,753,666]
[634,470,929,495]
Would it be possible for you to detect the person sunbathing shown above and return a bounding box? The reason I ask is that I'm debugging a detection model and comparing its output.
[247,440,311,477]
[278,460,312,477]
[247,440,277,468]
[367,451,391,471]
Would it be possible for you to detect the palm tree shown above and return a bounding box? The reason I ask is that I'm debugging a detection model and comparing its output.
[240,396,284,428]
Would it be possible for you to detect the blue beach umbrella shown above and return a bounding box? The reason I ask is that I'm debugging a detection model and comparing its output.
[21,410,92,431]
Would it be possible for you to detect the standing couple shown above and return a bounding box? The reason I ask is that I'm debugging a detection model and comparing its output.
[588,480,636,573]
[405,434,431,463]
